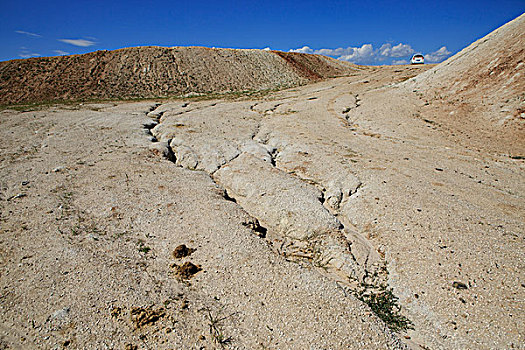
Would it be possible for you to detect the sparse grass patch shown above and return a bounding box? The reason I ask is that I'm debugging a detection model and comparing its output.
[311,245,333,271]
[53,187,103,237]
[0,86,294,112]
[356,283,414,332]
[204,308,235,347]
[137,240,151,254]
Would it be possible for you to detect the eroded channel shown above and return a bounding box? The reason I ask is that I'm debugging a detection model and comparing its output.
[141,84,414,332]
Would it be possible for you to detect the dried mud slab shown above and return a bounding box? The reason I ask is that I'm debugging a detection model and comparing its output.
[172,244,196,259]
[129,307,166,329]
[172,262,202,280]
[214,153,341,240]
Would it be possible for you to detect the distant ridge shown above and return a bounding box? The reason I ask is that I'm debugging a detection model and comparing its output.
[0,46,361,104]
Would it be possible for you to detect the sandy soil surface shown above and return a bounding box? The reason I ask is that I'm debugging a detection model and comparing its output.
[0,74,412,349]
[1,14,524,350]
[2,60,523,350]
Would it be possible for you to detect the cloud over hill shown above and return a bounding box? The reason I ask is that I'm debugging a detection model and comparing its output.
[290,42,452,65]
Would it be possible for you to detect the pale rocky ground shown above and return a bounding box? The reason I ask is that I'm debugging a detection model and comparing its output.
[406,12,525,157]
[0,71,414,350]
[1,14,524,350]
[1,61,523,350]
[0,97,406,350]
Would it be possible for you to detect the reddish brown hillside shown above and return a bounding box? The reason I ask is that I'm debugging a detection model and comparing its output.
[0,47,360,105]
[272,51,355,80]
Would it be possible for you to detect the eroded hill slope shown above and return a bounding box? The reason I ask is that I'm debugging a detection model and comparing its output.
[406,13,525,154]
[0,47,360,105]
[411,13,524,117]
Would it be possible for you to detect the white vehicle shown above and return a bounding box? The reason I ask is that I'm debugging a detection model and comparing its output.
[411,54,424,64]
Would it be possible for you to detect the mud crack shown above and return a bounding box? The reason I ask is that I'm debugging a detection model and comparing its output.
[141,99,413,333]
[144,102,388,304]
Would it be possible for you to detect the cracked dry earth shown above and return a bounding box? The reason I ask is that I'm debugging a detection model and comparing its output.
[1,65,524,350]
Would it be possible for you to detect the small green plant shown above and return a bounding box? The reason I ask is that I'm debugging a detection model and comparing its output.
[71,223,81,236]
[356,284,413,332]
[137,240,151,254]
[204,308,233,347]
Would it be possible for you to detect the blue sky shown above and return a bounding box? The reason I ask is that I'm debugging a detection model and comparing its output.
[1,0,523,64]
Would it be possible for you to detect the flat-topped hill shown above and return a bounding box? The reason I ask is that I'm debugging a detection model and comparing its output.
[0,47,360,104]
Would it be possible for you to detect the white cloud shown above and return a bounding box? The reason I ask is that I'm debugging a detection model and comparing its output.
[379,43,414,57]
[289,46,314,54]
[290,46,374,60]
[288,42,452,65]
[289,44,376,63]
[262,47,271,51]
[58,38,96,47]
[392,59,408,65]
[18,48,40,58]
[338,44,375,63]
[15,30,41,38]
[316,47,353,56]
[288,42,420,64]
[53,50,70,56]
[424,46,451,63]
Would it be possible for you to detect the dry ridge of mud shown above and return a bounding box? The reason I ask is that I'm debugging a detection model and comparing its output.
[0,47,360,105]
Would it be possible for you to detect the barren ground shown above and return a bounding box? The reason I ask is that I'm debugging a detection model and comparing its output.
[1,61,523,350]
[0,61,525,349]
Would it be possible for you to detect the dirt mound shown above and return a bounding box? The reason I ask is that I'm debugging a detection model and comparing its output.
[273,51,356,80]
[0,46,360,105]
[409,13,525,127]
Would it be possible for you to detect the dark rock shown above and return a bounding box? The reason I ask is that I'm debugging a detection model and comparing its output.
[452,281,468,290]
[172,244,196,259]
